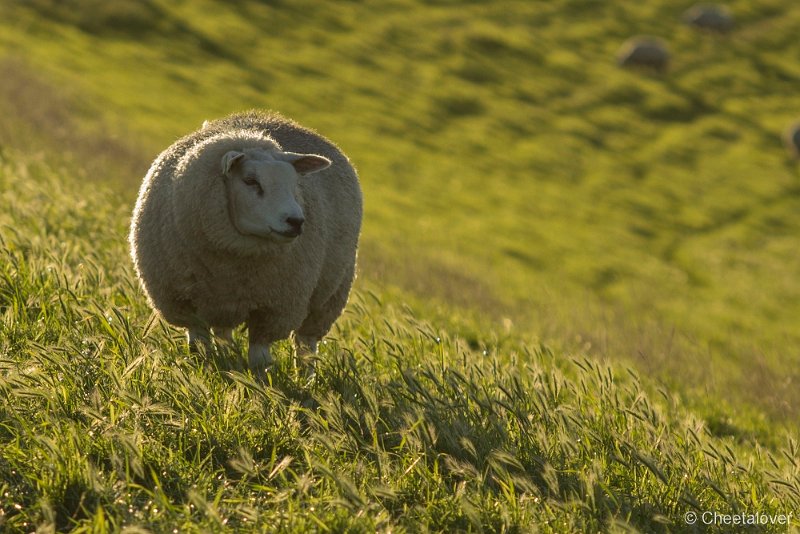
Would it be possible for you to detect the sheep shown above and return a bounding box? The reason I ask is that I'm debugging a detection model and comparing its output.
[129,110,362,375]
[616,37,670,72]
[784,121,800,159]
[683,4,734,33]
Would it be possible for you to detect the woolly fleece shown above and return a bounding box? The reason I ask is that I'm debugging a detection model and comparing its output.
[129,111,362,350]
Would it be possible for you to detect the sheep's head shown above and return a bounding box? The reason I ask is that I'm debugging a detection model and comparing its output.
[222,148,330,243]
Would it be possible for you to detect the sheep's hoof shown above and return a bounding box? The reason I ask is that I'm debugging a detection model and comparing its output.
[248,344,273,378]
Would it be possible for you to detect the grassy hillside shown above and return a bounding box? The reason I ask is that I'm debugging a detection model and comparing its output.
[1,0,800,530]
[1,0,799,429]
[1,146,798,532]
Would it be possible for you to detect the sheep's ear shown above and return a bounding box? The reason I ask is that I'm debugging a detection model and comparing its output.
[281,152,331,176]
[222,151,245,175]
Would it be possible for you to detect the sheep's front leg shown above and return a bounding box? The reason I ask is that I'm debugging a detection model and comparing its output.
[247,308,303,377]
[247,308,295,377]
[248,342,273,376]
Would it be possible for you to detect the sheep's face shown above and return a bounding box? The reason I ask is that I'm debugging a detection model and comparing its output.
[222,149,331,243]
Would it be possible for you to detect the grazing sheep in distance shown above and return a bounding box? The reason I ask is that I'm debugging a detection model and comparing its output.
[129,110,363,376]
[784,121,800,159]
[683,4,734,33]
[616,37,670,72]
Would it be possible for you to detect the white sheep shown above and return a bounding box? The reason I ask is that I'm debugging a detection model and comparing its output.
[129,111,362,375]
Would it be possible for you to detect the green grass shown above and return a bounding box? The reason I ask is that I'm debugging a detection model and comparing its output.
[1,0,800,531]
[1,148,798,531]
[1,0,799,428]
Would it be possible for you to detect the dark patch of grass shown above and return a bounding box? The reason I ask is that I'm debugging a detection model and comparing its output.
[0,57,148,188]
[17,0,167,37]
[433,93,486,118]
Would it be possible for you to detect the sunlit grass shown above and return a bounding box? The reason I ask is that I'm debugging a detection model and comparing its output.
[1,151,798,531]
[1,1,799,429]
[1,1,800,530]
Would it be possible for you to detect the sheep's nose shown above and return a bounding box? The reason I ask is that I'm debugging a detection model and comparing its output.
[285,216,305,235]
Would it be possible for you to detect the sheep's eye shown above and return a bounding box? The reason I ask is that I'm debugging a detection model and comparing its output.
[243,177,264,195]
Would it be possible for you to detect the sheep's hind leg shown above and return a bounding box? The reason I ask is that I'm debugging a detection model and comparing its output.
[296,270,354,379]
[295,335,318,355]
[293,334,319,380]
[187,327,211,353]
[213,327,234,344]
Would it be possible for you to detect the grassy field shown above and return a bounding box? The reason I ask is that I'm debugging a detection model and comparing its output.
[1,0,799,531]
[1,0,799,428]
[1,147,798,532]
